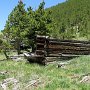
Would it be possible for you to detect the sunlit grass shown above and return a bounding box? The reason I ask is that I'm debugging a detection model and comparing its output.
[0,55,90,90]
[0,53,6,60]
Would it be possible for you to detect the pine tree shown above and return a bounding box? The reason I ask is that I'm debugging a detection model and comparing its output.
[35,1,52,35]
[4,1,27,54]
[26,1,54,51]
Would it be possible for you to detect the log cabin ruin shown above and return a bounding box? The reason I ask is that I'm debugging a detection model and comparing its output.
[24,35,90,65]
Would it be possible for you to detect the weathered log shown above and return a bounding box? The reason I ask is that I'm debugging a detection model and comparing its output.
[49,41,90,47]
[48,38,90,44]
[26,36,90,64]
[24,53,45,65]
[47,50,90,55]
[47,47,90,51]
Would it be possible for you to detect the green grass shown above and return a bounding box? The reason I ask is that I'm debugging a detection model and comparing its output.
[0,53,6,60]
[0,55,90,90]
[0,51,17,61]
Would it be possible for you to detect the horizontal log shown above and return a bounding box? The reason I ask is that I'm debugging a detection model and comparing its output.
[37,43,45,45]
[49,41,90,47]
[47,50,90,55]
[47,54,62,57]
[48,38,90,44]
[36,40,46,43]
[47,54,81,57]
[47,46,90,51]
[47,49,90,52]
[36,51,45,55]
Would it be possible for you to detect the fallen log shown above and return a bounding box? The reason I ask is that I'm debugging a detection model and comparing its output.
[24,53,46,65]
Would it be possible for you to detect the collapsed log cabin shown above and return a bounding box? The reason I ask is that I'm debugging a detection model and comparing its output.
[24,35,90,65]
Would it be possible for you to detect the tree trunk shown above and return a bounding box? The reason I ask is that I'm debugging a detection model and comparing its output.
[3,50,9,59]
[16,38,21,55]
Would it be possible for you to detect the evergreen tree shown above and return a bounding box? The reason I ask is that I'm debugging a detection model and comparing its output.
[4,1,27,54]
[26,1,54,51]
[0,32,10,59]
[35,1,51,35]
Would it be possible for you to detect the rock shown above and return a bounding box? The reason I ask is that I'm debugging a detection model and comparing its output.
[57,62,69,69]
[0,78,19,90]
[24,74,42,89]
[24,79,42,90]
[0,71,8,75]
[80,76,90,83]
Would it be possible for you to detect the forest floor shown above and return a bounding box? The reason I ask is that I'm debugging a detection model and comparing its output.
[0,53,90,90]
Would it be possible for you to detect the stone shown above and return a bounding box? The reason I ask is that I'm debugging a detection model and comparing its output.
[80,76,90,83]
[0,78,19,90]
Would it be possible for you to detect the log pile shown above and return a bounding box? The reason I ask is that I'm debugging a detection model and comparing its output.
[47,39,90,56]
[36,36,90,61]
[26,35,90,64]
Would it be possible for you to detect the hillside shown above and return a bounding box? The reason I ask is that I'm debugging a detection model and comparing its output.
[47,0,90,40]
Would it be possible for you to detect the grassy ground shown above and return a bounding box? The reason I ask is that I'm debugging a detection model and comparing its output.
[0,51,17,60]
[0,55,90,90]
[0,53,6,60]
